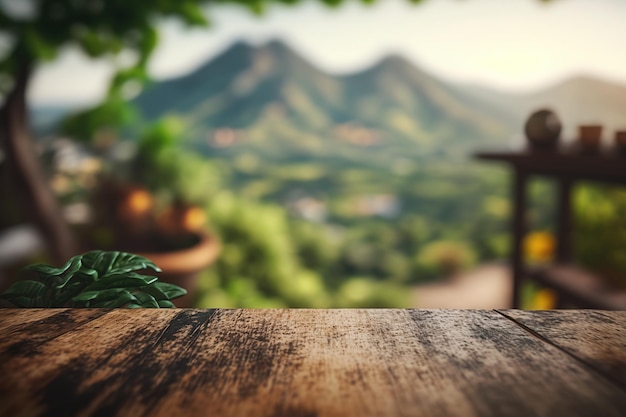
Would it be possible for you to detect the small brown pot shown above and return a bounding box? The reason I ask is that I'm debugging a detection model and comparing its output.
[137,231,220,307]
[578,125,603,152]
[615,131,626,155]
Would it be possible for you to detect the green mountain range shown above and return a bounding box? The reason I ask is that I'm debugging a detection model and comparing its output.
[129,40,626,163]
[32,39,626,162]
[132,40,512,163]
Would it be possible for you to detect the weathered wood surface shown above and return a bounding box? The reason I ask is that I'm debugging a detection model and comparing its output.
[0,309,625,417]
[499,309,626,391]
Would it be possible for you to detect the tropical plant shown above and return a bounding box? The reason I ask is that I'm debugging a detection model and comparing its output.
[0,250,186,308]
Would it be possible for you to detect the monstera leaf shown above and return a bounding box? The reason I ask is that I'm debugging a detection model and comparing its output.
[1,251,185,308]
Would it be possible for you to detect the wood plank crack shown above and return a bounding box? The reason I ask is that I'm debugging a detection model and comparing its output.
[495,309,626,394]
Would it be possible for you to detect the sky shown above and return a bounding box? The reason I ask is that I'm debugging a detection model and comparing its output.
[28,0,626,105]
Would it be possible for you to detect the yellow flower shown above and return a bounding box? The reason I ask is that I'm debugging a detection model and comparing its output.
[524,231,555,263]
[530,288,557,310]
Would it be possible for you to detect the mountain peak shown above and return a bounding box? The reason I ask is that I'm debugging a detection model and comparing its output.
[375,53,417,73]
[190,39,255,75]
[212,39,255,61]
[228,39,254,51]
[257,39,302,63]
[345,52,424,83]
[262,39,293,52]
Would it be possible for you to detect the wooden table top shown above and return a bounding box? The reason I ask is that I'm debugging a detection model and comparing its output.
[0,309,625,417]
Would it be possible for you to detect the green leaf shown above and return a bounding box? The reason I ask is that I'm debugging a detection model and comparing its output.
[157,300,175,308]
[76,251,107,274]
[76,30,110,57]
[109,67,149,95]
[80,251,161,276]
[24,27,57,60]
[134,292,159,308]
[140,280,186,301]
[153,282,187,300]
[26,256,82,278]
[1,295,44,308]
[54,279,93,306]
[83,273,158,292]
[177,3,208,26]
[14,251,165,308]
[71,288,127,303]
[136,25,159,67]
[92,292,138,308]
[140,284,169,301]
[0,281,47,307]
[245,0,265,15]
[55,266,97,290]
[1,280,46,297]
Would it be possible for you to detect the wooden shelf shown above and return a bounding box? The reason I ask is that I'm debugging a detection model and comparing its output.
[475,148,626,308]
[529,264,626,310]
[475,150,626,184]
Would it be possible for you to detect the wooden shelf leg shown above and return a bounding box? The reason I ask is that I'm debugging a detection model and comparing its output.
[511,169,527,308]
[556,178,573,263]
[554,178,573,308]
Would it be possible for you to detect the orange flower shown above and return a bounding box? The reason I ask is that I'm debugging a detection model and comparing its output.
[181,206,206,232]
[158,205,206,235]
[119,189,153,220]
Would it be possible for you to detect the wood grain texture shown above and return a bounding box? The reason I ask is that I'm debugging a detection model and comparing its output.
[1,309,625,417]
[498,309,626,391]
[0,309,69,332]
[0,309,110,354]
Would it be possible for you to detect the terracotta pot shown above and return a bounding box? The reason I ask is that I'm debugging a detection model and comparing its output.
[615,131,626,155]
[137,231,220,307]
[578,125,603,152]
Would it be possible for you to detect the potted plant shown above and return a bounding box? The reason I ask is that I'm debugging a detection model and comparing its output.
[86,118,221,306]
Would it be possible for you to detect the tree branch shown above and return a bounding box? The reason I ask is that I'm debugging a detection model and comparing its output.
[0,57,78,264]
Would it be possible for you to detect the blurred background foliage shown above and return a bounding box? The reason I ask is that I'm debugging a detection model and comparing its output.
[1,0,625,309]
[574,186,626,290]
